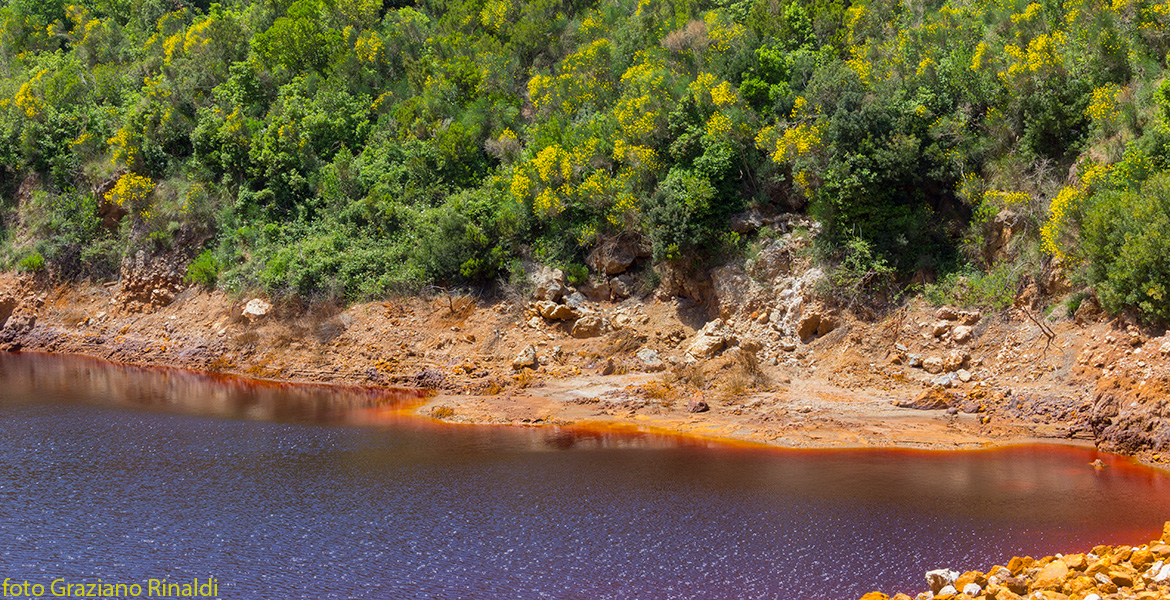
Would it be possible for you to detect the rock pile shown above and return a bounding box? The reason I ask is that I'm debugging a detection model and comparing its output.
[859,522,1170,600]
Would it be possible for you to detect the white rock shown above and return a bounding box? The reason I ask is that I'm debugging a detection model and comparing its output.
[962,583,981,596]
[937,585,957,596]
[512,345,537,370]
[957,369,972,382]
[925,569,959,594]
[1155,563,1170,582]
[242,298,271,320]
[1083,594,1101,600]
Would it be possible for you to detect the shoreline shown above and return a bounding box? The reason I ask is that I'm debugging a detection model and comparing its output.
[8,346,1165,476]
[2,272,1169,473]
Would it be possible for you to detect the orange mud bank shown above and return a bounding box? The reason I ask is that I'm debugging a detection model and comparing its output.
[1,270,1168,468]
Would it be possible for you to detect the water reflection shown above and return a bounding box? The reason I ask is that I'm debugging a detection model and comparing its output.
[1,352,1169,600]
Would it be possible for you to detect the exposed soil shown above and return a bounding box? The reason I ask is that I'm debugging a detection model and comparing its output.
[2,266,1167,471]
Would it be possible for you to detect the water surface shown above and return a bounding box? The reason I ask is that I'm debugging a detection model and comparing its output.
[1,352,1168,599]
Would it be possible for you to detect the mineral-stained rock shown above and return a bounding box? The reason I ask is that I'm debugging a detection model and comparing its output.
[687,393,709,413]
[512,345,537,370]
[935,306,959,320]
[1033,559,1069,588]
[858,593,888,600]
[0,294,16,329]
[798,312,822,342]
[537,301,578,321]
[900,387,960,410]
[571,315,604,338]
[943,349,970,372]
[686,319,730,360]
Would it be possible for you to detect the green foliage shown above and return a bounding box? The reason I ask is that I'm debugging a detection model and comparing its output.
[0,0,1166,323]
[828,236,895,304]
[921,261,1025,310]
[17,251,44,272]
[1080,172,1170,322]
[186,249,219,287]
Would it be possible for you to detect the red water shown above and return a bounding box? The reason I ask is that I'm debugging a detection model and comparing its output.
[0,351,1167,599]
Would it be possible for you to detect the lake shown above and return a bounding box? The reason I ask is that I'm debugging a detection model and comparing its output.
[1,352,1168,599]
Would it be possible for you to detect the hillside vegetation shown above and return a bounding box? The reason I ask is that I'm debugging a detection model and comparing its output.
[2,0,1170,318]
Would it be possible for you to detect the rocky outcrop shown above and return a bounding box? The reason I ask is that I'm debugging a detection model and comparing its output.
[242,298,272,321]
[686,319,732,360]
[533,266,566,302]
[587,235,646,276]
[571,315,604,338]
[858,524,1170,600]
[535,300,578,321]
[512,345,537,370]
[119,250,186,309]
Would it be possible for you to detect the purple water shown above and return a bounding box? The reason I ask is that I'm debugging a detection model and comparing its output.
[0,352,1167,599]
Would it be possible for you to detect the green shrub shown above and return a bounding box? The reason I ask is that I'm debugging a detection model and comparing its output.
[921,260,1025,310]
[186,249,219,288]
[1080,171,1170,322]
[18,251,44,272]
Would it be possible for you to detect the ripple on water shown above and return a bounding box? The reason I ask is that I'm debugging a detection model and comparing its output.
[1,352,1169,599]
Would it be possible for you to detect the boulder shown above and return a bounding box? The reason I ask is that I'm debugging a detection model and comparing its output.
[961,583,981,596]
[956,369,972,383]
[512,346,537,370]
[579,279,611,302]
[1033,560,1069,588]
[932,373,957,388]
[636,348,663,368]
[816,314,837,336]
[935,307,959,321]
[536,301,577,321]
[587,236,642,275]
[609,275,633,300]
[533,266,566,302]
[563,292,587,308]
[729,209,764,233]
[0,294,16,329]
[931,321,951,338]
[571,315,604,338]
[957,310,981,325]
[943,349,970,372]
[899,388,958,410]
[907,354,923,368]
[797,312,822,342]
[923,356,945,374]
[687,393,709,413]
[952,325,973,343]
[926,570,959,595]
[242,298,272,320]
[686,319,730,360]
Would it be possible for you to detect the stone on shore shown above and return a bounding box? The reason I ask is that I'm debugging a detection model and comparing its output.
[512,345,537,370]
[242,298,271,320]
[926,569,959,594]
